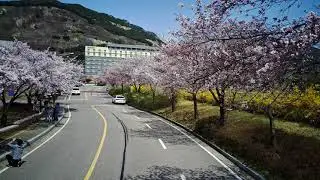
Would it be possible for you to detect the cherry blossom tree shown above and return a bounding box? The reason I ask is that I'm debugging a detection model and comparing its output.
[0,41,82,126]
[161,42,210,120]
[0,41,39,126]
[155,52,182,112]
[103,59,135,93]
[172,0,319,127]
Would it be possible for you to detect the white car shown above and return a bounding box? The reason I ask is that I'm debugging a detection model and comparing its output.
[71,88,81,95]
[112,95,126,104]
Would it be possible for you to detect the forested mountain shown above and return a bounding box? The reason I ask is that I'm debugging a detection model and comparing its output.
[0,0,161,63]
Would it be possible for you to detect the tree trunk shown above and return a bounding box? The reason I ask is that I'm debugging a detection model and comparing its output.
[121,84,124,94]
[192,92,198,120]
[133,84,138,92]
[218,89,226,126]
[138,85,141,93]
[171,89,176,112]
[0,103,8,127]
[152,90,155,108]
[0,113,7,127]
[52,94,57,104]
[209,88,226,125]
[267,106,276,146]
[149,85,155,109]
[0,90,8,127]
[231,91,237,108]
[39,99,43,111]
[27,95,32,105]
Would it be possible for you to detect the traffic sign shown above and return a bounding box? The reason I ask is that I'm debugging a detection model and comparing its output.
[8,89,14,97]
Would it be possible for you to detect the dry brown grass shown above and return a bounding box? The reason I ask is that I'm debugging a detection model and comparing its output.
[155,100,320,180]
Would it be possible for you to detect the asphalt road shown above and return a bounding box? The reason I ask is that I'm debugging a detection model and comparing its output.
[0,85,253,180]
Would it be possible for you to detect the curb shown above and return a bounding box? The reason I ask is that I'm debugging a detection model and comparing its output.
[27,107,65,144]
[0,112,43,134]
[0,107,66,162]
[129,104,265,180]
[13,112,43,125]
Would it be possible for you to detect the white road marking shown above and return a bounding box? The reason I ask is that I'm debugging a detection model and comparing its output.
[145,124,152,129]
[157,118,242,180]
[84,92,88,100]
[0,105,72,175]
[136,116,141,119]
[123,109,128,113]
[180,174,186,180]
[158,139,167,149]
[69,99,87,101]
[68,95,71,101]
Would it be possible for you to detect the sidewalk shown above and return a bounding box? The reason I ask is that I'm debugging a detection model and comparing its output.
[0,107,65,157]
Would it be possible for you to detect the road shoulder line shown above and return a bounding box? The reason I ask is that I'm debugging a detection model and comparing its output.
[0,105,71,175]
[158,139,167,150]
[128,105,265,180]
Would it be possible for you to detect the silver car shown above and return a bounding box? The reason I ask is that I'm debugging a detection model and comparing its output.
[112,95,126,104]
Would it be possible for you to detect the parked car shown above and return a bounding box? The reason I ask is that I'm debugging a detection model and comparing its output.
[71,88,81,95]
[112,95,126,104]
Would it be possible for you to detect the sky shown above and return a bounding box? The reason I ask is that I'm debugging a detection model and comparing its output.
[60,0,319,38]
[61,0,195,39]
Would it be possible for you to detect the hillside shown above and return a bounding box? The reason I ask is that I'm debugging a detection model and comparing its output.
[0,0,161,63]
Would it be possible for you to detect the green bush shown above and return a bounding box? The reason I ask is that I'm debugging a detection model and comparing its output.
[110,86,320,126]
[108,86,130,96]
[109,86,170,111]
[126,92,170,111]
[241,87,320,125]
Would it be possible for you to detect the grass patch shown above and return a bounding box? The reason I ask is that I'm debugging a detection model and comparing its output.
[155,100,320,180]
[1,103,35,125]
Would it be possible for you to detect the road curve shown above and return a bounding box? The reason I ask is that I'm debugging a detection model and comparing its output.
[0,85,253,180]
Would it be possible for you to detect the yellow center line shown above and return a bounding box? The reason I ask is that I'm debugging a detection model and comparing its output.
[84,106,108,180]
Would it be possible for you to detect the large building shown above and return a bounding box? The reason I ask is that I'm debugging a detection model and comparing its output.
[84,43,158,76]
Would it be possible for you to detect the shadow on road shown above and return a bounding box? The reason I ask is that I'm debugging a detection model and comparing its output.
[126,111,157,119]
[125,165,236,180]
[68,108,78,112]
[129,120,194,146]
